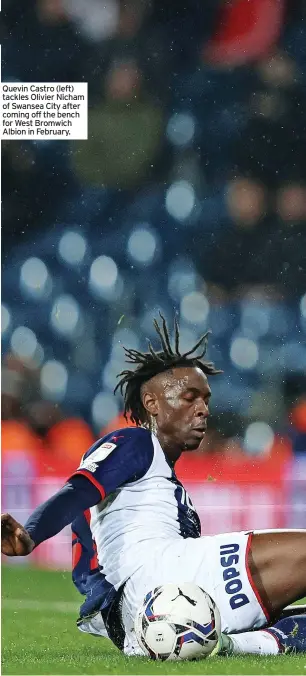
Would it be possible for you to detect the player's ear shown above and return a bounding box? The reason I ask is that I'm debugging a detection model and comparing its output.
[142,391,159,416]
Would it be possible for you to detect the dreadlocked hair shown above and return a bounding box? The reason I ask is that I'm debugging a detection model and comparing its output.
[114,312,222,426]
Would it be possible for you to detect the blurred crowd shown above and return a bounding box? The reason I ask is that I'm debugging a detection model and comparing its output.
[2,0,306,464]
[2,350,306,469]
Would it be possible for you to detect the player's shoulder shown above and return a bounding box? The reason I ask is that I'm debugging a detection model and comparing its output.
[103,425,151,445]
[83,426,152,460]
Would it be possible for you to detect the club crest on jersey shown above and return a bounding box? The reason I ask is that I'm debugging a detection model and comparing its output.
[78,443,117,472]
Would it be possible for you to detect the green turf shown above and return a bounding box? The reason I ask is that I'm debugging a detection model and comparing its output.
[2,567,306,675]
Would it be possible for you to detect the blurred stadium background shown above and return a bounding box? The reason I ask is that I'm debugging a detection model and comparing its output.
[1,0,306,570]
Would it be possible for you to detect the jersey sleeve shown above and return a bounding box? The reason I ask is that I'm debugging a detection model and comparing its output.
[72,511,99,595]
[68,427,154,501]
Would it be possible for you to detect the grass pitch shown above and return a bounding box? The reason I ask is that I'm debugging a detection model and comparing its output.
[2,566,305,675]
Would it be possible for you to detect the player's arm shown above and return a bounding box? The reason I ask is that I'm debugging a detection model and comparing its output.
[1,475,101,557]
[2,428,154,557]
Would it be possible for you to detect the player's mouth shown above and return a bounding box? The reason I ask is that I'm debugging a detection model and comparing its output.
[192,425,207,437]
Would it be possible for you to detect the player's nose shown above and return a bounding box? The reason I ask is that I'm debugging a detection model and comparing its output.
[195,400,209,420]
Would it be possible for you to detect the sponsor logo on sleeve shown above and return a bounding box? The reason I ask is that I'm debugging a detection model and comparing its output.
[78,443,117,472]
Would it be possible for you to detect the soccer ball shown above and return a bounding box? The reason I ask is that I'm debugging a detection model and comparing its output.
[134,582,221,661]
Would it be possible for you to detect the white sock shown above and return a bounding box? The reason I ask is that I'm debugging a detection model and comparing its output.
[229,630,279,655]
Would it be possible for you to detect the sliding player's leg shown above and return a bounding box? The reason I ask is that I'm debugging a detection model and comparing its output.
[249,530,306,618]
[215,614,306,656]
[204,528,306,657]
[154,529,306,638]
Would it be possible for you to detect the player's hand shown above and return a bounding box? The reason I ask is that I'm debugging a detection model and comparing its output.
[1,513,35,556]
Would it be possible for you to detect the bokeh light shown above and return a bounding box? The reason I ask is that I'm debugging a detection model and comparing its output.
[20,258,52,300]
[180,292,209,325]
[50,295,80,337]
[166,112,195,147]
[244,422,274,456]
[127,226,157,265]
[40,361,68,402]
[58,231,87,266]
[240,301,270,338]
[165,181,195,221]
[11,326,38,361]
[230,337,259,370]
[91,392,119,429]
[89,256,123,300]
[1,305,11,335]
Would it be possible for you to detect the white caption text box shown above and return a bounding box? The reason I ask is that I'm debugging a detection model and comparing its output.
[0,82,88,140]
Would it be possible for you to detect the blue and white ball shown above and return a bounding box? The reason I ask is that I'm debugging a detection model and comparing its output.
[134,582,221,661]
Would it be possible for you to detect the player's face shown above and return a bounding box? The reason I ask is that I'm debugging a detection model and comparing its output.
[143,366,211,451]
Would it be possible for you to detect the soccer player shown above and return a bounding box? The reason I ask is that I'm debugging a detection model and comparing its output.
[2,314,306,657]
